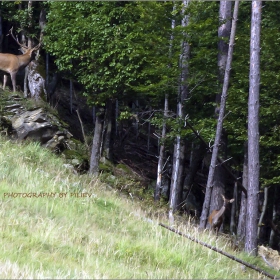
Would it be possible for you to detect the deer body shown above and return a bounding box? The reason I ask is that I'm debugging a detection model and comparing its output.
[0,27,41,92]
[208,194,234,234]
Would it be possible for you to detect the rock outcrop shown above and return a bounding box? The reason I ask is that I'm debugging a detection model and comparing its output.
[9,106,71,152]
[0,93,89,173]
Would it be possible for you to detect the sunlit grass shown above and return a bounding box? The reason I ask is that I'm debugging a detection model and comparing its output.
[0,136,278,279]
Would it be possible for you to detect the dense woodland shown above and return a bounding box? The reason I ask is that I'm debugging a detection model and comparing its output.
[0,1,280,257]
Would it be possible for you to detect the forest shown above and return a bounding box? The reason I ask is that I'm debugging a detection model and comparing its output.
[0,0,279,258]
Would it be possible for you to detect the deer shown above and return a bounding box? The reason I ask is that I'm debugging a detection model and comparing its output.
[0,27,41,93]
[208,194,234,235]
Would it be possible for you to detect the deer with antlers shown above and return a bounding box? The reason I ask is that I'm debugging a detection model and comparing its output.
[208,194,234,235]
[0,27,41,93]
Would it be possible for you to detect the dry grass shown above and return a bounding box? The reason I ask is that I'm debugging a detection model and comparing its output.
[0,136,278,279]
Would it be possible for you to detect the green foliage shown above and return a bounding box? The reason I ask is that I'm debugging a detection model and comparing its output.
[1,1,44,38]
[7,0,280,193]
[45,2,144,106]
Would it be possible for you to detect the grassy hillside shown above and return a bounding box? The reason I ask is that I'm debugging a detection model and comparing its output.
[0,136,278,279]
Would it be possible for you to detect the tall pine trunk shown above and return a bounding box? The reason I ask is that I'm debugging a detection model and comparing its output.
[237,141,248,244]
[199,1,239,229]
[155,94,169,201]
[155,6,175,202]
[211,2,232,216]
[169,0,189,224]
[103,99,114,161]
[89,108,105,175]
[245,0,262,256]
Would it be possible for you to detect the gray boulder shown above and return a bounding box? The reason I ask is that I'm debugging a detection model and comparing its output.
[10,107,71,152]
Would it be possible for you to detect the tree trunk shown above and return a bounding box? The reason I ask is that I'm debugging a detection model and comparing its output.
[210,1,232,226]
[132,100,139,143]
[155,94,169,201]
[46,53,49,100]
[183,142,205,196]
[245,0,262,256]
[237,141,248,243]
[103,99,114,161]
[169,0,189,224]
[155,5,176,202]
[269,186,280,248]
[230,182,238,234]
[70,79,73,114]
[257,186,269,239]
[113,99,118,137]
[89,108,105,175]
[217,1,232,87]
[199,1,239,229]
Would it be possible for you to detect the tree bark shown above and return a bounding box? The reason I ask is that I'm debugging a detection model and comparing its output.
[89,108,105,175]
[155,94,169,201]
[245,0,262,256]
[210,2,232,216]
[230,182,238,234]
[169,0,189,224]
[70,79,73,114]
[199,1,239,229]
[269,186,280,248]
[183,142,205,196]
[103,99,114,161]
[155,5,176,202]
[23,1,33,97]
[237,141,248,243]
[217,1,232,88]
[258,186,269,239]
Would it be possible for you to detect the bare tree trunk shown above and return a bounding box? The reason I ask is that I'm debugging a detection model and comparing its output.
[245,0,262,257]
[199,1,239,229]
[155,94,169,201]
[23,1,33,97]
[237,141,248,243]
[217,1,232,86]
[132,100,139,143]
[70,79,73,114]
[103,99,114,161]
[230,182,238,234]
[210,2,232,217]
[169,0,189,224]
[45,54,49,99]
[269,186,279,248]
[89,108,105,175]
[258,186,269,239]
[155,5,175,202]
[183,142,205,198]
[115,99,119,137]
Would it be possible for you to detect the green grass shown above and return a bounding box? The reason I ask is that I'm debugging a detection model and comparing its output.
[0,136,279,279]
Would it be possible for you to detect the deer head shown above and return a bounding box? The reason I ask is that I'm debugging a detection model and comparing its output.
[0,27,41,93]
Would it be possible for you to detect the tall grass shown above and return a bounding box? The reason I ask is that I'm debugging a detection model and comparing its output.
[0,136,277,279]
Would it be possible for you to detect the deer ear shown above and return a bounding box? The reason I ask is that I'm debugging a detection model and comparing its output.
[230,199,235,203]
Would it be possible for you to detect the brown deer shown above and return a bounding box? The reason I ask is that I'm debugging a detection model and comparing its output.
[0,27,41,92]
[208,194,234,235]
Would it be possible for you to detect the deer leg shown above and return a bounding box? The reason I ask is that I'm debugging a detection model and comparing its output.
[3,74,7,90]
[10,72,17,92]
